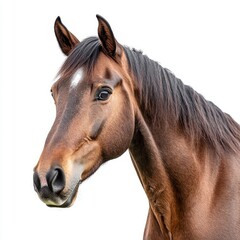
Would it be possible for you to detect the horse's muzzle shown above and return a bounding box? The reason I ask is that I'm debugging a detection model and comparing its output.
[33,166,71,207]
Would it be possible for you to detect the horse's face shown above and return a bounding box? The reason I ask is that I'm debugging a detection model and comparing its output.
[33,16,135,207]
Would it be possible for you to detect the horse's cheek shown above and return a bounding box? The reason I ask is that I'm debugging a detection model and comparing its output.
[100,107,134,160]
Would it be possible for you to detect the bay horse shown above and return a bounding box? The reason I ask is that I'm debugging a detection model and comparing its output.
[33,15,240,239]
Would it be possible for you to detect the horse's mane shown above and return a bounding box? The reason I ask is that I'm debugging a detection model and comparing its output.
[58,36,240,155]
[123,47,240,155]
[58,37,101,78]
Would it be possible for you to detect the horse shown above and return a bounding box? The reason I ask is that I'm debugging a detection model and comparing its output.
[33,15,240,239]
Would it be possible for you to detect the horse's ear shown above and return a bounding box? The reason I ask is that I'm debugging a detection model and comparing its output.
[54,16,80,56]
[96,15,121,58]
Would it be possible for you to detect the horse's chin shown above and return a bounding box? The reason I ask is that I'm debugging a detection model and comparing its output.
[46,181,81,208]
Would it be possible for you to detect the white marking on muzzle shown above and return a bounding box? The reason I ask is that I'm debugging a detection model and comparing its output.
[77,163,85,181]
[69,161,85,182]
[70,68,85,89]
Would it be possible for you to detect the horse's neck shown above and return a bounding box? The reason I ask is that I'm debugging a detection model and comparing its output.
[129,109,205,236]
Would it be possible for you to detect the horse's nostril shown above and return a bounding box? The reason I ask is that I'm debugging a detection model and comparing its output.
[46,167,66,194]
[33,172,41,193]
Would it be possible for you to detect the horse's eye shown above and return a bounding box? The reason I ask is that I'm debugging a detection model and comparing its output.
[96,88,112,101]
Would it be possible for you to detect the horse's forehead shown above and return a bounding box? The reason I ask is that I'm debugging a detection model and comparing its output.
[92,53,120,78]
[55,53,122,91]
[70,68,85,89]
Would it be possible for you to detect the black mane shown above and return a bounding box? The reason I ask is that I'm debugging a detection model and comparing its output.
[59,37,100,77]
[123,46,240,155]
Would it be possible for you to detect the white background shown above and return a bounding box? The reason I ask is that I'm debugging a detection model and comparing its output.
[0,0,240,239]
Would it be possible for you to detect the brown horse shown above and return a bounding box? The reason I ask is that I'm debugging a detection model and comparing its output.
[33,15,240,239]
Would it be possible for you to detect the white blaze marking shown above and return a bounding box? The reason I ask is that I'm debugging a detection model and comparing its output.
[70,68,85,89]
